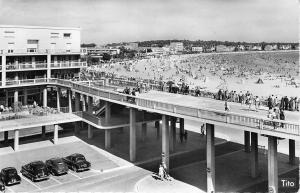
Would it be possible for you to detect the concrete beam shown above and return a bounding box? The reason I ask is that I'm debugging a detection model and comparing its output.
[289,139,295,165]
[251,132,258,178]
[206,123,215,193]
[130,108,136,162]
[162,115,170,172]
[53,125,58,144]
[14,130,19,151]
[105,130,111,149]
[268,136,278,193]
[244,131,251,153]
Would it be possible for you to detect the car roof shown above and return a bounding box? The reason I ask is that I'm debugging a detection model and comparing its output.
[70,153,84,157]
[2,167,16,172]
[48,157,63,161]
[30,161,45,166]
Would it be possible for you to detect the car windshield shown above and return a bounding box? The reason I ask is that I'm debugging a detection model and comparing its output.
[56,162,65,168]
[6,169,17,177]
[75,157,86,162]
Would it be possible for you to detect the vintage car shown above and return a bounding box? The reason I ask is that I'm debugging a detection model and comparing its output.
[0,167,21,186]
[0,180,5,193]
[20,161,49,182]
[63,153,91,172]
[45,158,69,176]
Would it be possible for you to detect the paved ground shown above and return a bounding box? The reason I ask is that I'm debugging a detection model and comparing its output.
[140,90,300,122]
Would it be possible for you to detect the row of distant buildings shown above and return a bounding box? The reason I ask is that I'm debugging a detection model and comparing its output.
[84,41,299,59]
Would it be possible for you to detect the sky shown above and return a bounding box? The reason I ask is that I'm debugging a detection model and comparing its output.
[0,0,298,44]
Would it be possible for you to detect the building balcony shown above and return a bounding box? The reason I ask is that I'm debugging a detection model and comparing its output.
[6,62,47,71]
[0,49,85,55]
[3,78,48,87]
[50,61,87,69]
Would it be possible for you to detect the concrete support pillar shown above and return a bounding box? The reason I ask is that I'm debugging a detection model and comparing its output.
[2,55,6,87]
[250,132,258,178]
[68,90,72,113]
[43,87,47,108]
[179,118,184,135]
[56,87,61,112]
[105,101,111,123]
[129,108,136,162]
[47,54,51,79]
[155,120,160,139]
[162,115,170,172]
[105,130,111,149]
[244,131,251,153]
[88,125,93,139]
[4,131,8,145]
[141,123,147,142]
[170,117,176,152]
[268,136,278,193]
[42,126,46,139]
[206,123,215,193]
[82,95,86,112]
[14,130,19,151]
[75,92,80,111]
[53,125,58,144]
[88,96,93,114]
[5,90,8,107]
[14,90,18,105]
[289,139,295,165]
[23,89,28,105]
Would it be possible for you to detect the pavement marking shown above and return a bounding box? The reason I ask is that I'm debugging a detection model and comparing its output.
[50,176,63,185]
[68,171,81,179]
[20,174,42,190]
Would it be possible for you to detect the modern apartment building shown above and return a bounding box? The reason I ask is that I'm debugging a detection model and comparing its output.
[0,25,86,106]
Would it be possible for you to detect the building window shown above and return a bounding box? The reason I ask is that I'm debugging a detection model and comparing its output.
[27,39,39,44]
[63,33,71,38]
[50,32,59,38]
[27,48,37,53]
[4,31,15,38]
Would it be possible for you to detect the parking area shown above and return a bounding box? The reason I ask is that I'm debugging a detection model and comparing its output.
[0,137,124,192]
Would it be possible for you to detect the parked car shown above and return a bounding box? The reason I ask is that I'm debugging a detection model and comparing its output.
[0,167,21,186]
[63,153,91,172]
[20,161,49,182]
[0,180,5,193]
[45,158,68,176]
